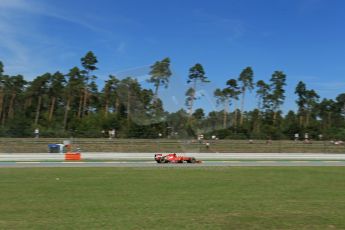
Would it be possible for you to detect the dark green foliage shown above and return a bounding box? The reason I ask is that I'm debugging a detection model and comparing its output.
[0,61,3,75]
[295,81,320,128]
[186,64,209,117]
[238,67,254,91]
[193,108,205,120]
[256,80,270,110]
[187,63,208,83]
[0,56,345,140]
[81,51,98,72]
[148,57,172,97]
[269,71,286,112]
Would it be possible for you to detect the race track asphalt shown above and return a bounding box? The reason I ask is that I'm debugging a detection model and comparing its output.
[1,152,345,167]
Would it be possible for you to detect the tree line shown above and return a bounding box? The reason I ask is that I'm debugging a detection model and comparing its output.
[0,51,344,140]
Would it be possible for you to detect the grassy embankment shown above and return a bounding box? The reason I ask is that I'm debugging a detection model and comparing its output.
[1,138,345,153]
[1,167,345,229]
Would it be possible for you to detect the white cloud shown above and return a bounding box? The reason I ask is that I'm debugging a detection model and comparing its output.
[0,0,112,79]
[0,0,34,10]
[114,65,151,83]
[0,0,40,78]
[288,74,345,94]
[116,42,127,53]
[311,81,345,92]
[192,9,246,42]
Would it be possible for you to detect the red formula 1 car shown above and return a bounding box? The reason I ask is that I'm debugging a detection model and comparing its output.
[154,153,202,163]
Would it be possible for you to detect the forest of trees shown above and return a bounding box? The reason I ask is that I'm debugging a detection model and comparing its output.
[1,51,345,140]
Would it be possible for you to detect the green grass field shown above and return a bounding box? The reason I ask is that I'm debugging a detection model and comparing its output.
[1,167,345,229]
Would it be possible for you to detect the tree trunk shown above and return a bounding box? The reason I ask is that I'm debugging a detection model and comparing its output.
[78,94,83,118]
[104,98,109,118]
[223,98,230,129]
[127,90,131,122]
[48,96,56,122]
[0,90,3,122]
[306,111,310,127]
[1,110,5,126]
[254,116,260,133]
[82,87,88,116]
[188,97,194,118]
[63,96,71,130]
[154,84,160,102]
[273,111,277,124]
[34,96,42,125]
[233,100,238,128]
[240,89,245,126]
[82,71,90,116]
[299,115,303,127]
[24,97,32,109]
[223,110,227,129]
[188,80,197,118]
[115,98,120,115]
[8,92,16,119]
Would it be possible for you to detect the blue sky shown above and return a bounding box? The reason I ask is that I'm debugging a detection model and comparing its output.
[0,0,345,113]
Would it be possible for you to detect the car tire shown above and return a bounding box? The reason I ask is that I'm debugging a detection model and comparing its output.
[160,157,166,163]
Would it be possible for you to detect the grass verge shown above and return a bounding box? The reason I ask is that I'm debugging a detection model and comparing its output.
[1,138,345,153]
[1,167,345,229]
